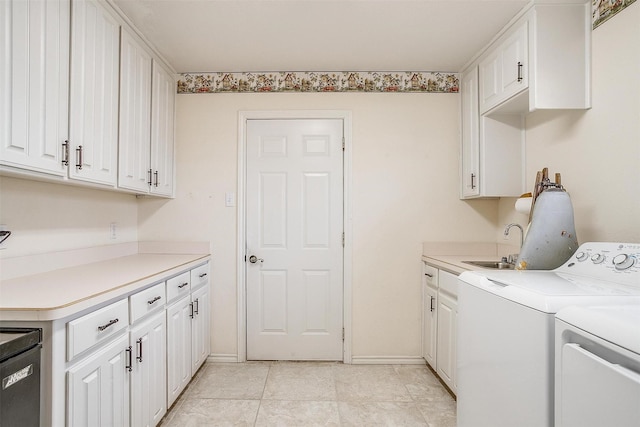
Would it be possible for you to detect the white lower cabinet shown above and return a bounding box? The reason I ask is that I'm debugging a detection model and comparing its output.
[64,261,210,426]
[67,333,131,427]
[166,268,211,407]
[130,311,167,427]
[421,263,458,395]
[191,284,210,372]
[422,264,438,368]
[166,295,193,406]
[436,287,457,392]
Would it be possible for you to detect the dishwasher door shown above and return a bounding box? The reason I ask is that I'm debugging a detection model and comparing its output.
[0,329,42,427]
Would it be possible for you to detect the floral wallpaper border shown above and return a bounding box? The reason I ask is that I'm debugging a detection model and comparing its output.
[177,72,459,94]
[593,0,636,28]
[176,0,638,94]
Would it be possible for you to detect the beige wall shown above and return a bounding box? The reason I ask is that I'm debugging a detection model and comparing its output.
[0,176,138,259]
[137,92,498,359]
[498,3,640,244]
[4,4,635,361]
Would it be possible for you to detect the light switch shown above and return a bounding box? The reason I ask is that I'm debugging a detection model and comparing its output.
[225,192,236,207]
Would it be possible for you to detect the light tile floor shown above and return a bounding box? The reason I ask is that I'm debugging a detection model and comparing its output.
[160,362,456,426]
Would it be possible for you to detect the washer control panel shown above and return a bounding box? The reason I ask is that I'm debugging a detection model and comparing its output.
[559,242,640,286]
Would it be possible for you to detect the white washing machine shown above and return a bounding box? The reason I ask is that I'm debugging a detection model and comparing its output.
[555,304,640,427]
[456,242,640,427]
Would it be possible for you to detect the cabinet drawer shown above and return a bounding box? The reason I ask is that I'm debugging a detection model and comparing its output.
[166,271,191,303]
[130,283,166,324]
[190,263,209,290]
[439,270,459,298]
[424,264,439,289]
[67,299,129,360]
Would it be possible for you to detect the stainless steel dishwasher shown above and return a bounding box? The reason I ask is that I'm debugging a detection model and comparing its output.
[0,328,42,427]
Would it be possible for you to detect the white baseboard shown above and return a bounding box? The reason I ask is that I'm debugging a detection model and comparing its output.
[205,354,426,365]
[350,356,427,365]
[207,353,239,363]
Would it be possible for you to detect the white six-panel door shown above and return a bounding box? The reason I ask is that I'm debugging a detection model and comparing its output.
[246,119,344,361]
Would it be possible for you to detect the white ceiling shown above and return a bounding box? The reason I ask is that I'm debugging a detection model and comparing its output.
[112,0,530,73]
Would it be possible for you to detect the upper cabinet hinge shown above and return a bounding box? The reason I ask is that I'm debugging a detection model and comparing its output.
[342,328,345,341]
[342,137,345,151]
[342,232,345,247]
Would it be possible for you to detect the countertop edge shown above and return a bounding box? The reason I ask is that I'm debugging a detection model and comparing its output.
[422,254,506,275]
[0,253,210,322]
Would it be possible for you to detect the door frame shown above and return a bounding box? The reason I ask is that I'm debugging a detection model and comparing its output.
[236,110,353,363]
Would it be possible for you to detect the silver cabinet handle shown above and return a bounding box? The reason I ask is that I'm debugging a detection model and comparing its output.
[147,169,153,186]
[199,273,208,278]
[97,318,119,331]
[178,282,189,289]
[470,173,476,189]
[125,346,133,372]
[136,338,143,362]
[147,296,161,305]
[194,298,199,315]
[517,62,523,82]
[154,170,159,187]
[430,296,435,312]
[62,140,69,166]
[189,302,194,319]
[75,145,83,170]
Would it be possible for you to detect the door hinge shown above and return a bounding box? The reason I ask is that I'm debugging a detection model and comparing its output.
[342,137,345,151]
[342,232,345,247]
[342,328,345,341]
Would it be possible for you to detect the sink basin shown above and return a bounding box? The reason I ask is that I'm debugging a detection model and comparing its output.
[462,260,515,270]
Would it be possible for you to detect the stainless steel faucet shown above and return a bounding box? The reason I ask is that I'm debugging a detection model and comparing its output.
[504,223,524,248]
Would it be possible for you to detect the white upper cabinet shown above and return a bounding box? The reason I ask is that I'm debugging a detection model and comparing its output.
[461,0,590,199]
[460,67,480,198]
[2,0,176,196]
[478,2,591,115]
[118,33,175,197]
[0,0,69,176]
[479,22,528,114]
[150,61,176,197]
[118,28,153,193]
[69,0,120,186]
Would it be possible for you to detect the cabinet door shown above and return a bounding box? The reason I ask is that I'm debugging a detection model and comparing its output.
[191,284,210,372]
[118,28,152,193]
[436,291,457,393]
[67,334,130,427]
[166,295,192,407]
[0,0,69,176]
[150,60,175,197]
[500,22,528,99]
[423,284,438,369]
[130,312,167,427]
[479,21,528,113]
[460,66,480,198]
[69,0,119,186]
[478,50,500,113]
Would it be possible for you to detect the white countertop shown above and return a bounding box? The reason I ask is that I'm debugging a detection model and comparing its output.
[421,241,519,275]
[0,252,209,321]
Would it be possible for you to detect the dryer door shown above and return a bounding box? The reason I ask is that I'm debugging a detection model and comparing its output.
[559,342,640,427]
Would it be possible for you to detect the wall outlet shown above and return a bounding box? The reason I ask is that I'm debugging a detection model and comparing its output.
[110,222,117,239]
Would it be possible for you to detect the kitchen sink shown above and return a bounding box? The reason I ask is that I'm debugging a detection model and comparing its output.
[462,260,515,270]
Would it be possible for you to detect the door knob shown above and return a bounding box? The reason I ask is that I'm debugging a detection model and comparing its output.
[248,255,264,264]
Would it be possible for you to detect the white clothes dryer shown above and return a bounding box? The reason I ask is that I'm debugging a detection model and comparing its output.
[555,304,640,427]
[456,242,640,427]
